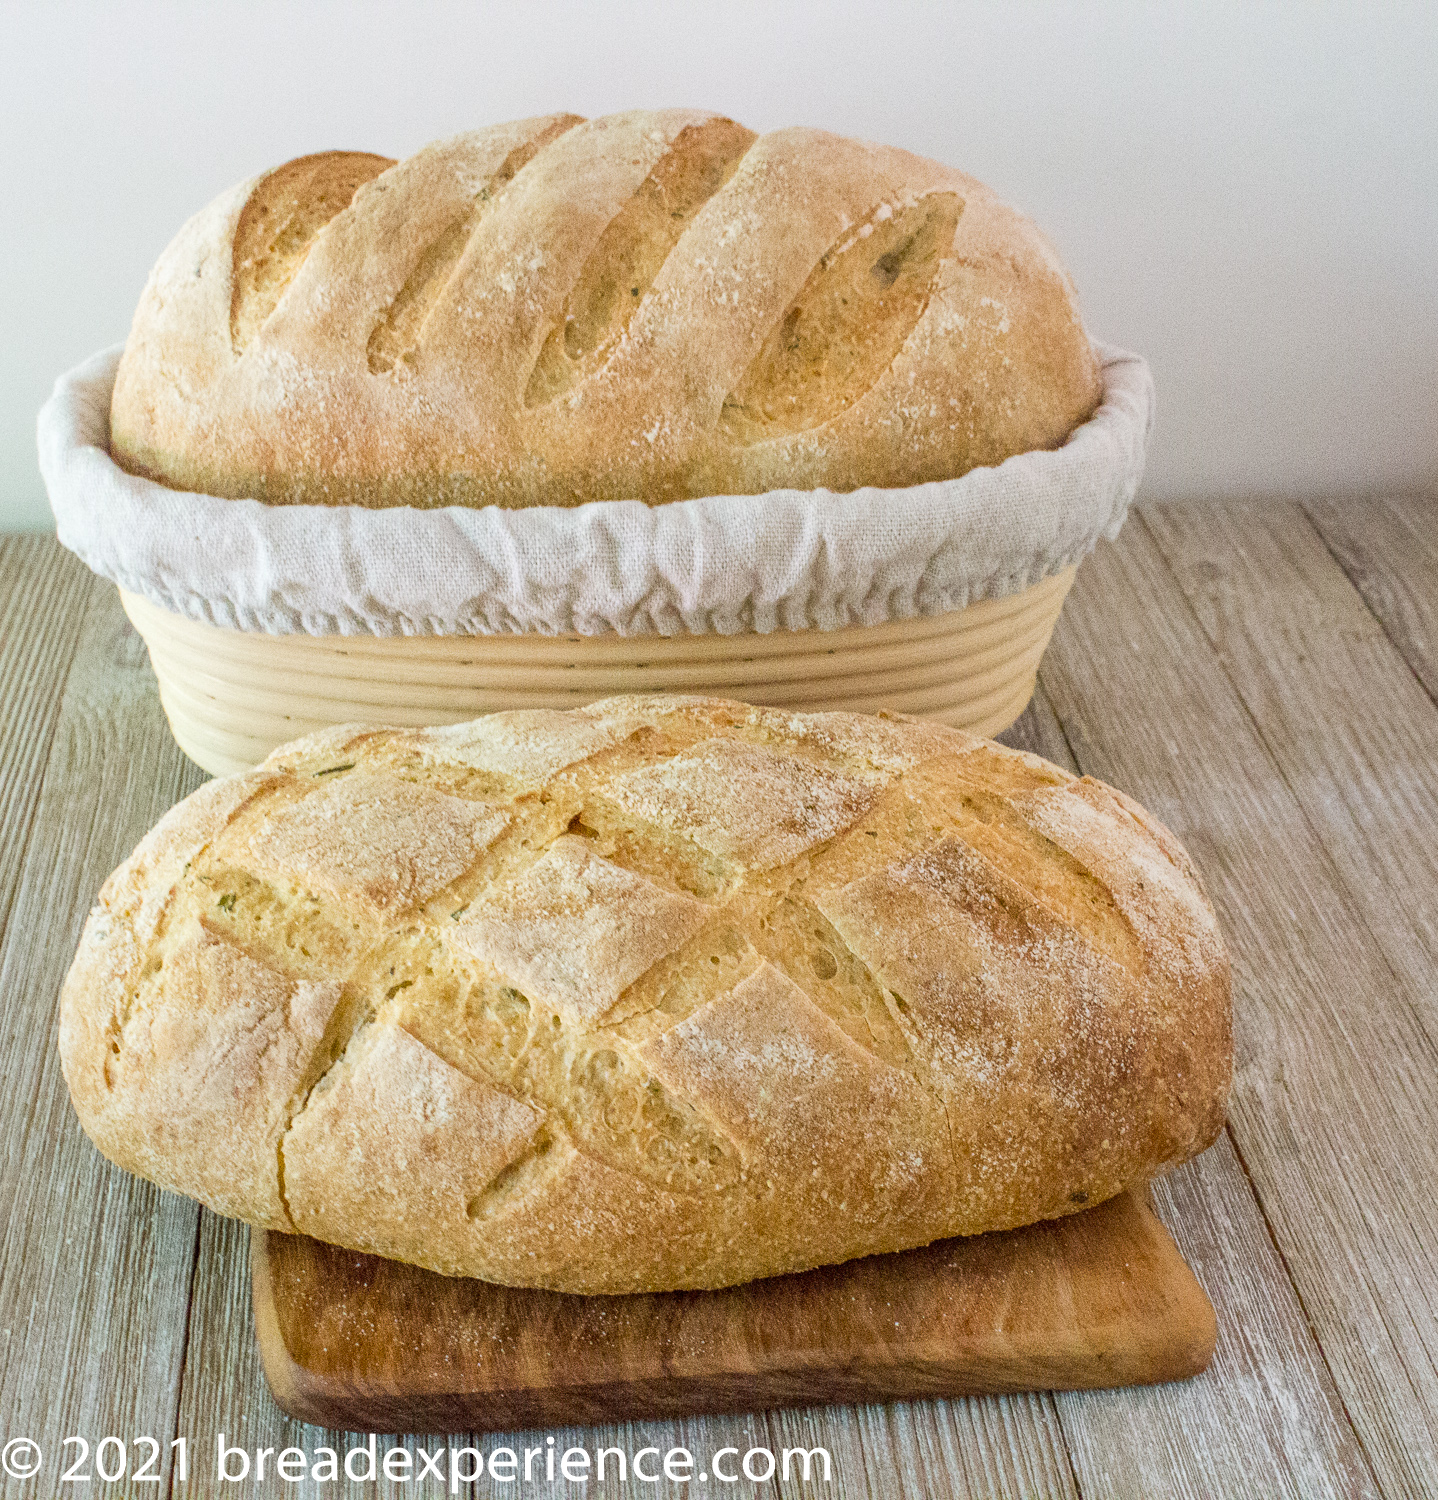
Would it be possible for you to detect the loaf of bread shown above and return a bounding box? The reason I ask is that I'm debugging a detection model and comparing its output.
[60,696,1229,1294]
[109,110,1101,509]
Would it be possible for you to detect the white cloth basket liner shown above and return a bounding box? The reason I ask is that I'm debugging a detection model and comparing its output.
[38,342,1152,640]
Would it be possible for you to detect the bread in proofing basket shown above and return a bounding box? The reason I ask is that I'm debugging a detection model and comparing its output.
[109,109,1101,508]
[59,696,1230,1294]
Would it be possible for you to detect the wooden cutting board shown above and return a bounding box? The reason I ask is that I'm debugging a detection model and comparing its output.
[252,1186,1215,1434]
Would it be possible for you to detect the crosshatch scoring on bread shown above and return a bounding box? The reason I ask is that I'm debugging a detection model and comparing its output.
[58,697,1231,1295]
[110,109,1103,509]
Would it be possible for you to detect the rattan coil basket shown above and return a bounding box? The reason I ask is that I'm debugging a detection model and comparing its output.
[121,567,1073,777]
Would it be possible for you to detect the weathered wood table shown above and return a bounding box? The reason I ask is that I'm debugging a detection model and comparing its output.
[1,496,1434,1497]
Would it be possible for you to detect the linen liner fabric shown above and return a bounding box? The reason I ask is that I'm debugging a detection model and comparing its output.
[38,341,1151,639]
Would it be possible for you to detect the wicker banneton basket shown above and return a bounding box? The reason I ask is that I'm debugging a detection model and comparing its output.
[119,569,1073,776]
[41,347,1150,778]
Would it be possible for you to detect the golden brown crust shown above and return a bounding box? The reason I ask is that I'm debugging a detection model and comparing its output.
[109,111,1102,509]
[58,696,1230,1293]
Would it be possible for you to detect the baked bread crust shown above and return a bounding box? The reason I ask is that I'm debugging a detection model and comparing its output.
[60,697,1230,1293]
[109,111,1101,509]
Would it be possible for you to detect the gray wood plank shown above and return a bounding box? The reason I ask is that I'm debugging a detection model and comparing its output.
[176,1212,475,1500]
[1007,676,1377,1497]
[498,1409,796,1500]
[1059,1138,1377,1499]
[1139,497,1438,1495]
[0,535,90,949]
[0,582,208,1495]
[464,1390,1076,1497]
[840,1393,1078,1500]
[1304,493,1438,706]
[1144,498,1438,1041]
[996,681,1078,770]
[1040,520,1436,1496]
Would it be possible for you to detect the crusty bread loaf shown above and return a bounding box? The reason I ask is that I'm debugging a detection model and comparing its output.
[60,697,1228,1293]
[109,110,1101,509]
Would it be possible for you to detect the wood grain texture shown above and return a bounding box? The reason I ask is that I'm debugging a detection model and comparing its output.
[0,536,89,949]
[1008,680,1378,1498]
[252,1188,1214,1432]
[1059,1138,1378,1499]
[1303,493,1438,705]
[1138,498,1438,1494]
[996,680,1078,770]
[192,1213,1083,1500]
[3,514,1435,1497]
[834,1392,1079,1500]
[0,581,207,1496]
[177,1211,471,1500]
[1041,518,1432,1495]
[1145,499,1438,1038]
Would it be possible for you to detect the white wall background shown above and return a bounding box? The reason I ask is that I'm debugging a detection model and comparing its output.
[3,1,1435,530]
